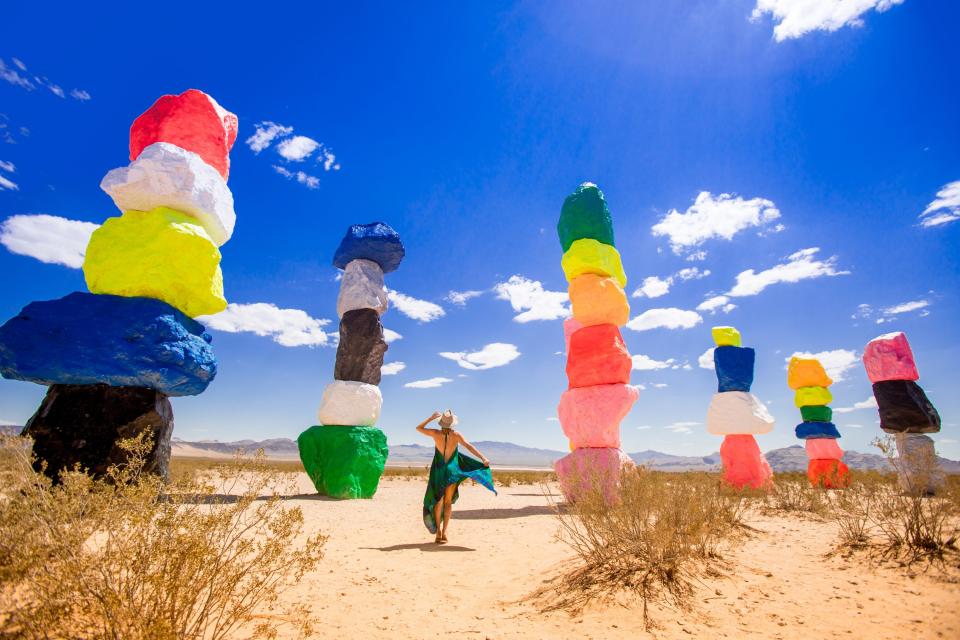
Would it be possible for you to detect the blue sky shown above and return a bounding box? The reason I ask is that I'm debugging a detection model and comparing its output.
[1,1,957,457]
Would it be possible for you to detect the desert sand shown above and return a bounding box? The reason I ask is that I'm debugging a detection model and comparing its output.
[274,474,959,639]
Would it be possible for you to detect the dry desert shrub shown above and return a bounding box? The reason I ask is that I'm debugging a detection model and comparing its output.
[764,472,830,517]
[383,465,429,480]
[534,467,747,628]
[494,469,555,487]
[829,439,959,564]
[0,434,326,640]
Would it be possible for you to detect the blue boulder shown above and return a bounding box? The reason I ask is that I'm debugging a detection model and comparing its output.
[795,422,841,439]
[332,222,405,273]
[0,292,217,396]
[714,346,755,392]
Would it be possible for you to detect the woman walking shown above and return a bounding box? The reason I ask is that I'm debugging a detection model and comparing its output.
[416,410,496,544]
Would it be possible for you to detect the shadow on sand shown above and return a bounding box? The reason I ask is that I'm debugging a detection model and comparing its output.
[453,505,557,520]
[365,543,475,552]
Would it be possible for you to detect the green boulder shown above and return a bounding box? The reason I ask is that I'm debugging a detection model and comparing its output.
[557,183,615,252]
[297,425,388,499]
[800,405,833,422]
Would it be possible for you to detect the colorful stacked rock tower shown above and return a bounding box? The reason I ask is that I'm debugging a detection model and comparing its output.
[0,89,236,479]
[863,332,942,494]
[554,183,637,502]
[788,357,849,488]
[706,327,774,489]
[297,223,404,499]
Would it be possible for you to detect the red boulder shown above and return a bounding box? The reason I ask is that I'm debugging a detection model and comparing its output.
[807,459,850,488]
[130,89,238,180]
[565,324,632,389]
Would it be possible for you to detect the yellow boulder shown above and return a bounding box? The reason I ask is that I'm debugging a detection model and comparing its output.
[711,326,742,347]
[794,386,833,408]
[568,274,630,327]
[787,357,833,390]
[83,207,226,317]
[561,238,627,288]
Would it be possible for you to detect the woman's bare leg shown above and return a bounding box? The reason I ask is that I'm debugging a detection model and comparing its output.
[441,484,456,540]
[433,500,443,542]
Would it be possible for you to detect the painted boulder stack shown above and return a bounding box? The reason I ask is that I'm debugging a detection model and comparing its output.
[705,327,774,490]
[0,89,237,480]
[863,332,943,494]
[788,356,849,488]
[554,183,636,502]
[297,223,403,499]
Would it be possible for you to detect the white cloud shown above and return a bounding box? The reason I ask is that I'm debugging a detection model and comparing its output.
[787,349,859,382]
[665,421,699,434]
[883,299,929,315]
[727,248,848,297]
[0,160,17,191]
[676,267,710,281]
[199,303,332,347]
[752,0,906,42]
[381,362,406,376]
[493,275,570,323]
[696,295,736,314]
[387,290,446,322]
[919,181,959,227]
[626,308,702,332]
[834,396,878,414]
[651,191,781,256]
[245,122,293,153]
[546,417,559,422]
[70,89,91,101]
[0,58,35,90]
[272,165,320,189]
[633,276,671,298]
[698,347,715,370]
[383,328,403,343]
[632,354,681,371]
[277,135,320,162]
[439,343,520,370]
[11,58,26,71]
[446,290,484,306]
[843,424,864,429]
[0,214,98,268]
[405,377,453,389]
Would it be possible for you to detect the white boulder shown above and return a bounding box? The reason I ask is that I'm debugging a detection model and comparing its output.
[706,391,774,435]
[337,259,388,317]
[317,380,382,426]
[100,142,236,246]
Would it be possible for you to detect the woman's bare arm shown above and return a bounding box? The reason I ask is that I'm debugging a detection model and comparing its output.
[416,411,443,437]
[457,434,490,466]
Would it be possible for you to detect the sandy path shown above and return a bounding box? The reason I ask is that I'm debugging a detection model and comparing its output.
[281,476,959,639]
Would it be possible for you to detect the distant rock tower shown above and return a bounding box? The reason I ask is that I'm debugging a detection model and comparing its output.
[554,183,637,502]
[863,332,943,494]
[705,326,774,490]
[787,356,849,487]
[297,223,404,499]
[0,89,236,479]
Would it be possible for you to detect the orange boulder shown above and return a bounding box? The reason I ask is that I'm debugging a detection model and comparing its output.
[787,356,833,389]
[568,274,630,327]
[807,458,850,488]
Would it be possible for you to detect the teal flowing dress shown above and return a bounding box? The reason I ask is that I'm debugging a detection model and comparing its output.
[423,440,497,534]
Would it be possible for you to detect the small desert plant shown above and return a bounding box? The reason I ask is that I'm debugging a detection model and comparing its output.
[534,467,747,628]
[0,434,326,640]
[764,472,829,517]
[831,480,878,548]
[494,469,555,487]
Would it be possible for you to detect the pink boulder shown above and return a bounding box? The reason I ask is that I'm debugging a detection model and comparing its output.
[563,317,583,352]
[805,437,844,460]
[554,447,634,503]
[558,384,639,449]
[863,331,919,383]
[130,89,239,181]
[719,434,773,490]
[566,324,632,389]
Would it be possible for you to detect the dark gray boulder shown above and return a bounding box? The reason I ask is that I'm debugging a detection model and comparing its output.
[334,309,387,385]
[22,384,174,481]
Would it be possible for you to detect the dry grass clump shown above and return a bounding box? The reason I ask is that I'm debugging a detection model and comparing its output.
[534,467,748,628]
[169,455,306,482]
[494,469,555,487]
[383,465,429,480]
[829,438,959,565]
[0,435,326,640]
[763,472,830,517]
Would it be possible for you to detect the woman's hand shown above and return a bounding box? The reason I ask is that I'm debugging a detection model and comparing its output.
[481,457,490,467]
[428,411,442,422]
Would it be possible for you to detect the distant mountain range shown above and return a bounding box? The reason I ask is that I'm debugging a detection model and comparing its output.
[168,436,960,474]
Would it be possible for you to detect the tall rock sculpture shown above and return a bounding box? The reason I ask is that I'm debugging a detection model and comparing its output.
[863,332,943,494]
[787,356,849,488]
[0,89,236,479]
[297,222,403,499]
[554,183,637,502]
[705,326,774,490]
